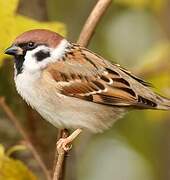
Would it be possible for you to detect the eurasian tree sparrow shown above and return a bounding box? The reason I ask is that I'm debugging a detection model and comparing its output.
[5,29,170,150]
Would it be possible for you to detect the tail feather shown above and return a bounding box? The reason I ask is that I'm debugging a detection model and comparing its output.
[156,95,170,110]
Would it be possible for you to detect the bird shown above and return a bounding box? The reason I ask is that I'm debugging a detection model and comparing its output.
[5,29,170,151]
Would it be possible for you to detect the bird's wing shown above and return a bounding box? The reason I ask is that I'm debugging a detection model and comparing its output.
[46,44,158,109]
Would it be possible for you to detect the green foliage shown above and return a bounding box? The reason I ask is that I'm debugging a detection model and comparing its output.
[134,41,170,79]
[0,0,66,65]
[114,0,166,12]
[0,145,37,180]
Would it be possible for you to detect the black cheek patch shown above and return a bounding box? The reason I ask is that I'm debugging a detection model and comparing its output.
[34,50,51,61]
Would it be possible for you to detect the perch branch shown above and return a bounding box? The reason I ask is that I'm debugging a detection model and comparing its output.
[53,129,69,180]
[77,0,112,47]
[0,97,51,180]
[53,0,112,180]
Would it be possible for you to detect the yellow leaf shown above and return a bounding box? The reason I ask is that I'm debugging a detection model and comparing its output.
[1,0,19,17]
[0,0,66,66]
[0,144,37,180]
[6,145,27,156]
[0,145,5,157]
[114,0,166,12]
[134,41,170,74]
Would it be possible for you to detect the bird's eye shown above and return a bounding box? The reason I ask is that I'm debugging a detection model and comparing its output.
[27,42,35,49]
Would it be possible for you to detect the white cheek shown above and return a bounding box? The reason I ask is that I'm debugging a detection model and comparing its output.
[23,39,70,74]
[24,45,51,73]
[24,51,40,73]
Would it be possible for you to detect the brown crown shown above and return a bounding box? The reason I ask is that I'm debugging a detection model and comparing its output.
[14,29,64,48]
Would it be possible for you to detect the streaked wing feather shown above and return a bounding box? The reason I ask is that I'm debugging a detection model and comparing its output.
[46,44,158,108]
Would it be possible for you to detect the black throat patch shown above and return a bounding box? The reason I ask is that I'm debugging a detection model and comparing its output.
[34,50,50,61]
[14,55,25,75]
[14,49,51,75]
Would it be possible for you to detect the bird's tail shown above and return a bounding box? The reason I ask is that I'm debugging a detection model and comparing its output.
[156,95,170,110]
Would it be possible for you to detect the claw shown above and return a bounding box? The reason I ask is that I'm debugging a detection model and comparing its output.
[57,138,72,152]
[56,128,82,152]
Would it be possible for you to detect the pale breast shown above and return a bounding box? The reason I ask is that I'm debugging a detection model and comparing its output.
[15,70,125,133]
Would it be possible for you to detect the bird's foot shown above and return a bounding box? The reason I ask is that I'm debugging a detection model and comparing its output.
[57,138,73,151]
[57,128,82,152]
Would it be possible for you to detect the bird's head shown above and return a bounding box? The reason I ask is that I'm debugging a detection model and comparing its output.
[5,29,69,75]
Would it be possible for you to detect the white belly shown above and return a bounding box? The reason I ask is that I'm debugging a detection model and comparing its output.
[15,71,125,133]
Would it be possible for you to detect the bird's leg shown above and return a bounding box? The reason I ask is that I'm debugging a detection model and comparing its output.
[57,128,82,151]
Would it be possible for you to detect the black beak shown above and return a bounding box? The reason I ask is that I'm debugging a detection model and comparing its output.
[5,45,23,56]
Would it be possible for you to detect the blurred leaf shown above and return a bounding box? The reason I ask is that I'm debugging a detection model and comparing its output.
[0,0,66,66]
[78,135,154,180]
[6,145,27,156]
[134,41,170,122]
[114,0,166,12]
[105,10,163,67]
[0,145,5,156]
[134,41,170,77]
[0,144,37,180]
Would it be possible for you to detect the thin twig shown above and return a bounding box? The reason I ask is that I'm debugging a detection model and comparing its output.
[53,129,69,180]
[53,0,112,180]
[77,0,112,47]
[0,97,51,180]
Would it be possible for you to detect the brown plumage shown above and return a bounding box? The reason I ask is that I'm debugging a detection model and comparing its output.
[46,43,170,110]
[14,29,63,48]
[4,29,170,146]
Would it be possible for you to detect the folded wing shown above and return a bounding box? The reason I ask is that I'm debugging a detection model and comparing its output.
[46,44,169,109]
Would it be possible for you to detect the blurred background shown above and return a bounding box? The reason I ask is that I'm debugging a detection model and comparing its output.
[0,0,170,179]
